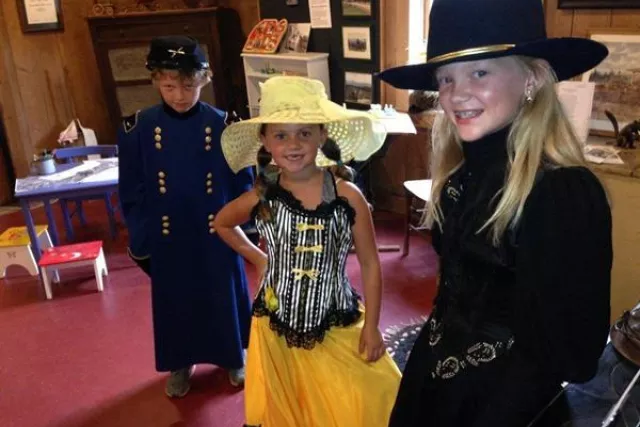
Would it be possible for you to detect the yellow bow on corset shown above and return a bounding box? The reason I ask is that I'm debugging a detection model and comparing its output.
[296,223,325,232]
[292,268,320,281]
[294,245,324,254]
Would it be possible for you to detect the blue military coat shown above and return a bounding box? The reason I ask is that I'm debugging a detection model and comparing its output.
[117,102,253,372]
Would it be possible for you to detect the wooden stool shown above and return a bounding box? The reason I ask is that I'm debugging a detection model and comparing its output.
[38,241,108,300]
[0,226,53,278]
[403,179,432,256]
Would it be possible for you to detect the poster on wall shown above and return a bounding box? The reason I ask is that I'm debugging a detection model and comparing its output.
[581,30,640,135]
[309,0,333,28]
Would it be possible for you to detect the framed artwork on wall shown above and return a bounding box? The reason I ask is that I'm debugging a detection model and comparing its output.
[581,29,640,136]
[342,0,372,17]
[16,0,64,33]
[559,0,640,8]
[342,26,372,60]
[344,71,373,106]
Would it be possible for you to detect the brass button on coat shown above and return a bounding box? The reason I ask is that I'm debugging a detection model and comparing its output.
[160,187,167,194]
[154,127,162,134]
[158,171,166,178]
[155,142,162,150]
[162,229,170,236]
[154,135,162,142]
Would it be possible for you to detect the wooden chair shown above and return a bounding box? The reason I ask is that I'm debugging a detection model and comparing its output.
[53,145,119,240]
[402,179,432,256]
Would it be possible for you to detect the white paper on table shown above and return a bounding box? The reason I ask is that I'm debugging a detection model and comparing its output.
[39,161,101,181]
[377,113,418,134]
[555,81,595,144]
[80,167,119,183]
[309,0,332,28]
[584,144,624,165]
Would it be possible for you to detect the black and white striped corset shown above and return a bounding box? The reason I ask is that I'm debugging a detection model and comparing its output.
[253,176,361,349]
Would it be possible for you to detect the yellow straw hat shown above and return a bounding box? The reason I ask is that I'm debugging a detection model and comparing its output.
[221,76,387,173]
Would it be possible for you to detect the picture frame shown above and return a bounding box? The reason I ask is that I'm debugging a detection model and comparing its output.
[581,29,640,136]
[344,71,373,106]
[342,26,372,60]
[558,0,640,8]
[279,23,311,53]
[342,0,372,17]
[16,0,64,33]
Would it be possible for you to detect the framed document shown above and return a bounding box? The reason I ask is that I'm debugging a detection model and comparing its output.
[16,0,64,33]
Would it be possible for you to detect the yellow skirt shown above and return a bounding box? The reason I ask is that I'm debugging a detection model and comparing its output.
[245,313,402,427]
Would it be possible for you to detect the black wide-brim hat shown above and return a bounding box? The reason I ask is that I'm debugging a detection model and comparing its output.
[378,0,608,91]
[146,35,209,72]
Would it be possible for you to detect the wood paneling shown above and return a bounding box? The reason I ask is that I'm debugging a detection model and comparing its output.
[546,0,640,37]
[0,0,259,182]
[379,0,410,112]
[0,146,10,204]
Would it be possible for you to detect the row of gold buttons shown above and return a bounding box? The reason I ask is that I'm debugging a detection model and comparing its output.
[162,215,170,235]
[206,171,213,195]
[208,213,216,234]
[154,126,213,152]
[158,170,167,194]
[160,214,215,236]
[205,126,212,151]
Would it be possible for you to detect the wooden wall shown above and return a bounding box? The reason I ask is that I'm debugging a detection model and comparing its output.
[545,0,640,37]
[0,0,259,186]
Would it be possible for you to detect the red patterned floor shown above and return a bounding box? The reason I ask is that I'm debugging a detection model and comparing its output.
[0,200,437,427]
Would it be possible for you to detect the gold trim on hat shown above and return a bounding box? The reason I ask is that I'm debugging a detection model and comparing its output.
[427,44,516,64]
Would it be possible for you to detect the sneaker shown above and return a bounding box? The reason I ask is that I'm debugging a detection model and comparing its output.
[165,365,195,398]
[228,367,245,387]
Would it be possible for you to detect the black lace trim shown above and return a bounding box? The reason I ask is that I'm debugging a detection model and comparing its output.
[252,291,362,349]
[252,182,356,225]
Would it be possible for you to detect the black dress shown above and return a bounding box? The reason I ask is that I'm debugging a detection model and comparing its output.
[388,127,613,427]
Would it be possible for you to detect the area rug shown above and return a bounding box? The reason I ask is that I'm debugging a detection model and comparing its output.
[384,317,427,372]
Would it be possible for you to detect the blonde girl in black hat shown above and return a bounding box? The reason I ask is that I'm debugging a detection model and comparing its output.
[379,0,613,425]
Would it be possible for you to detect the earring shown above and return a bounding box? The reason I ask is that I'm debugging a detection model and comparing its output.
[525,86,534,103]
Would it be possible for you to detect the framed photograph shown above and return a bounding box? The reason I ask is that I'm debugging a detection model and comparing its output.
[344,71,373,105]
[559,0,640,8]
[342,26,372,60]
[342,0,372,16]
[16,0,64,33]
[279,23,311,53]
[581,30,640,135]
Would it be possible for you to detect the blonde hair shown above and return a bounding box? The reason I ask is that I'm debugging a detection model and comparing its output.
[150,68,212,86]
[427,56,587,245]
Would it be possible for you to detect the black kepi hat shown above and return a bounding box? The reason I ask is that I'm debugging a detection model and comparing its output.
[146,35,209,72]
[377,0,608,91]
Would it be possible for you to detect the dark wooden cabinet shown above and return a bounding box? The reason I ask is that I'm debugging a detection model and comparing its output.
[88,8,248,129]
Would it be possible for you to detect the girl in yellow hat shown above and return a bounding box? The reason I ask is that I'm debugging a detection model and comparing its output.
[214,76,401,427]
